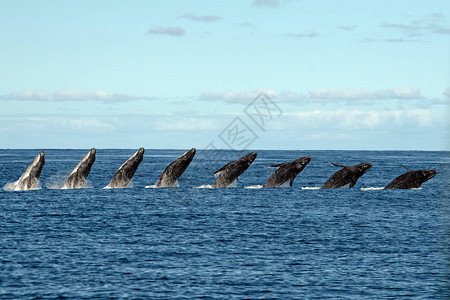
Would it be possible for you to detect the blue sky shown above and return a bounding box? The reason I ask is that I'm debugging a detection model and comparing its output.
[1,0,449,150]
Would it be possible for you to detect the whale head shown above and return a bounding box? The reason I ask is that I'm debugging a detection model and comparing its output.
[294,156,311,170]
[240,152,257,167]
[355,162,372,175]
[33,151,46,178]
[182,148,196,161]
[418,169,437,184]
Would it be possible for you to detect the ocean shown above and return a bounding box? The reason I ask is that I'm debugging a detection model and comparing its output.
[1,149,449,299]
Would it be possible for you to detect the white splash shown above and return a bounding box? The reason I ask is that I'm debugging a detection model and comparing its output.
[46,175,66,190]
[360,187,384,191]
[103,181,133,189]
[245,185,263,189]
[195,184,215,189]
[3,180,41,191]
[301,187,321,190]
[145,180,179,188]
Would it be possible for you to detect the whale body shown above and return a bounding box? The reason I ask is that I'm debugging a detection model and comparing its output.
[213,152,257,188]
[263,156,311,188]
[155,148,196,187]
[63,148,96,189]
[12,151,45,191]
[106,148,144,188]
[384,160,437,189]
[321,162,372,189]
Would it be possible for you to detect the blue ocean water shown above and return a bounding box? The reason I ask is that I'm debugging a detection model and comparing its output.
[0,149,449,299]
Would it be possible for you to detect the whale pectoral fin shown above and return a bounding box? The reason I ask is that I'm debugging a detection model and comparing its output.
[349,177,357,188]
[214,161,233,174]
[289,178,294,187]
[329,162,347,168]
[396,159,415,172]
[265,162,290,168]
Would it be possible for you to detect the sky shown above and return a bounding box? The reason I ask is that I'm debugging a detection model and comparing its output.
[0,0,449,150]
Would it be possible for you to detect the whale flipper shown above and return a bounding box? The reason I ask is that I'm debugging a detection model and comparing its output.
[265,162,291,168]
[214,161,234,175]
[396,159,415,172]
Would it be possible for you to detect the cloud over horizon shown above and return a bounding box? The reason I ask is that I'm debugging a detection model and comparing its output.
[199,87,429,104]
[251,0,280,8]
[147,26,186,36]
[285,31,319,38]
[177,13,222,22]
[382,13,450,37]
[308,87,424,101]
[0,90,155,103]
[199,89,306,104]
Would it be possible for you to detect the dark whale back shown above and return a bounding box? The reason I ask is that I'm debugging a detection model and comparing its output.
[156,148,196,187]
[384,169,437,189]
[321,162,372,189]
[263,156,311,188]
[213,152,257,188]
[108,148,144,188]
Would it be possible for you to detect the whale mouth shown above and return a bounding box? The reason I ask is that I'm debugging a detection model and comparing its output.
[183,148,196,159]
[302,156,312,164]
[362,162,373,171]
[425,170,437,180]
[245,152,257,163]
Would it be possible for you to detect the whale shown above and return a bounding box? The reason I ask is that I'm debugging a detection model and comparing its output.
[106,148,144,188]
[154,148,196,187]
[321,162,372,189]
[384,160,437,189]
[213,152,257,188]
[12,151,45,191]
[63,148,96,189]
[263,156,311,188]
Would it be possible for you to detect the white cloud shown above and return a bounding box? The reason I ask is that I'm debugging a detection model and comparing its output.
[153,117,218,131]
[252,0,280,8]
[338,25,357,31]
[178,14,222,22]
[55,117,116,131]
[382,13,450,37]
[0,90,155,103]
[444,88,450,99]
[286,109,447,130]
[285,31,318,38]
[309,87,424,101]
[147,26,186,36]
[198,87,434,106]
[199,89,306,104]
[235,22,256,28]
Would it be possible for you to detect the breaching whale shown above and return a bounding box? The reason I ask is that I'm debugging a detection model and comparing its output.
[63,148,96,189]
[11,151,45,191]
[384,160,437,189]
[213,152,257,188]
[154,148,196,187]
[321,162,372,189]
[263,156,311,188]
[106,148,144,188]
